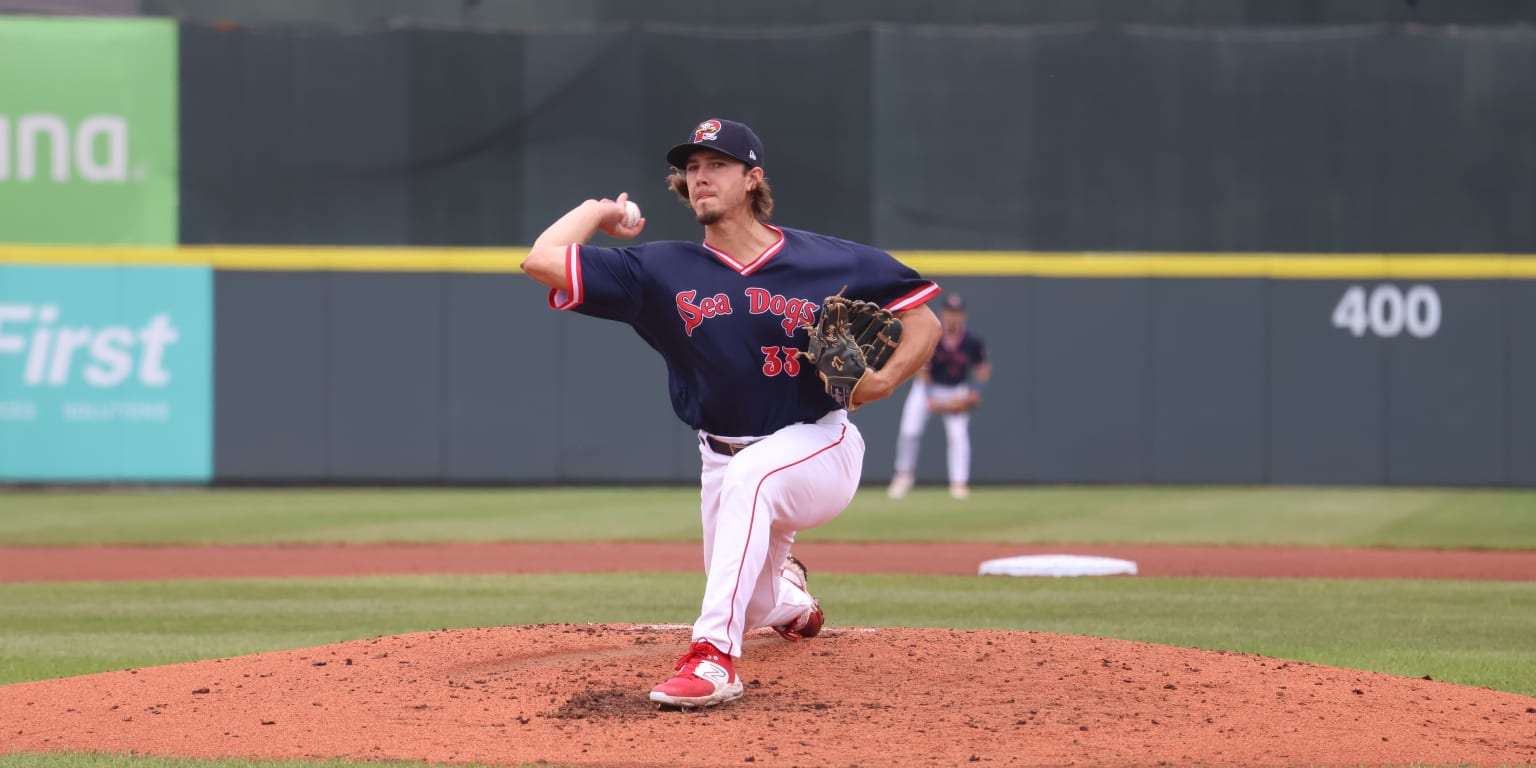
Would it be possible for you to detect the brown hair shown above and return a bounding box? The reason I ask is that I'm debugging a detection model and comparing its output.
[666,169,775,222]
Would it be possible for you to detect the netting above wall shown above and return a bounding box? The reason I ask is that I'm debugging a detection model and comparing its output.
[0,0,140,13]
[178,22,1536,253]
[132,0,1536,30]
[870,23,1536,251]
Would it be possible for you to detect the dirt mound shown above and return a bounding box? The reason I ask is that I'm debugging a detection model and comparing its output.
[3,624,1532,767]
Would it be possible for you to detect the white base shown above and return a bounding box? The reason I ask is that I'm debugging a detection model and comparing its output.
[978,554,1138,578]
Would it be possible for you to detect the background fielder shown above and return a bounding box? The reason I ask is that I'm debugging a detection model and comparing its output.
[520,118,941,708]
[888,293,990,500]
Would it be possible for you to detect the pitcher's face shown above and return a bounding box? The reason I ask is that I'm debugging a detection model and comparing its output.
[684,150,755,225]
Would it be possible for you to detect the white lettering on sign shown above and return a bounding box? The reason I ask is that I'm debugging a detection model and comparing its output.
[0,400,37,421]
[0,114,129,183]
[61,401,170,421]
[0,303,180,387]
[1331,285,1441,339]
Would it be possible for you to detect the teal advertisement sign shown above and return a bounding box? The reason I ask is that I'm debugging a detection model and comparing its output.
[0,17,178,245]
[0,266,212,481]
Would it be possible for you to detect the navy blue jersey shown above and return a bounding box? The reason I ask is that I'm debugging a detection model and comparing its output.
[928,330,986,386]
[548,224,940,436]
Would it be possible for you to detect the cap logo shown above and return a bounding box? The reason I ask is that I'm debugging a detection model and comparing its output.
[692,120,722,144]
[748,150,757,161]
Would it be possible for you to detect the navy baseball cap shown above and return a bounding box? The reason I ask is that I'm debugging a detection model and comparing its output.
[943,294,966,311]
[666,118,765,170]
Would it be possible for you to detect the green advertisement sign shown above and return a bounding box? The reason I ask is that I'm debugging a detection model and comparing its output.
[0,17,178,245]
[0,266,212,481]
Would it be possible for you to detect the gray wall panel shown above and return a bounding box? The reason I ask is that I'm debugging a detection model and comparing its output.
[327,274,445,480]
[1267,281,1387,484]
[851,390,903,484]
[555,313,682,483]
[963,278,1031,485]
[1512,282,1536,485]
[440,275,560,481]
[213,272,330,480]
[1387,282,1508,485]
[1148,280,1267,483]
[674,425,706,484]
[1027,279,1149,483]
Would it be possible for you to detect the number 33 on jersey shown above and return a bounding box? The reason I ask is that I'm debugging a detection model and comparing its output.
[677,287,813,378]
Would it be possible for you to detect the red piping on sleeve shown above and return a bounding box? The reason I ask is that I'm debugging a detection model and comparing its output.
[547,243,584,310]
[887,282,941,312]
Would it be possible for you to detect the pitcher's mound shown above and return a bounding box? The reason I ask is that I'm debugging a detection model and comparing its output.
[2,624,1532,767]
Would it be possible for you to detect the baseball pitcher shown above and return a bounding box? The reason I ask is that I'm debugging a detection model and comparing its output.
[520,118,942,708]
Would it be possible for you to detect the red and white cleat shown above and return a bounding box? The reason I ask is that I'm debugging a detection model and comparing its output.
[649,640,744,708]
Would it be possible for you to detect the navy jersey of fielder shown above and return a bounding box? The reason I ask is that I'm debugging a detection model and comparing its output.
[928,330,986,386]
[547,224,940,436]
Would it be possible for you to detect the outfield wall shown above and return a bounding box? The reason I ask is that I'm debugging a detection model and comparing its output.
[204,261,1536,487]
[6,248,1533,486]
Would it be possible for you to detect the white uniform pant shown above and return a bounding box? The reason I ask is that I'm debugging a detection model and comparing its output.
[694,409,864,658]
[893,381,972,486]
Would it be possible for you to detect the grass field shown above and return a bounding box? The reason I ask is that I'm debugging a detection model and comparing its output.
[3,485,1535,548]
[2,485,1534,768]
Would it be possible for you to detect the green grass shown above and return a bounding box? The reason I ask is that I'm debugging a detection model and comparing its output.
[2,485,1535,548]
[0,488,702,545]
[2,574,1532,695]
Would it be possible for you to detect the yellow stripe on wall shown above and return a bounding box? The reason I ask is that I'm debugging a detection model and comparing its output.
[895,252,1536,279]
[4,245,1536,279]
[0,246,521,273]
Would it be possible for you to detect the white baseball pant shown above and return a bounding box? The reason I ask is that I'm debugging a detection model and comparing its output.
[693,409,864,657]
[893,381,972,486]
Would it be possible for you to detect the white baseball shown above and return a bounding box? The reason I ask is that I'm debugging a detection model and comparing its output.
[622,200,641,228]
